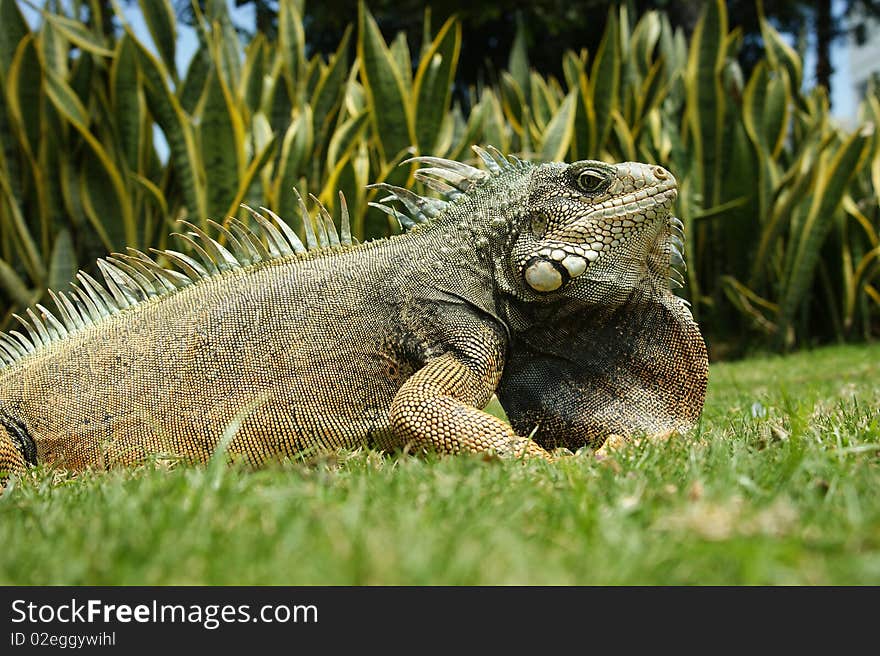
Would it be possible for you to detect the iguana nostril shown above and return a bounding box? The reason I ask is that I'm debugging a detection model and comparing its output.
[653,166,669,179]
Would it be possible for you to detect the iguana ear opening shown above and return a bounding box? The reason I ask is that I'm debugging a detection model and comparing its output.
[497,288,708,451]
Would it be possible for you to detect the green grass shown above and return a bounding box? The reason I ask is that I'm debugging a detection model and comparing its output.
[2,343,879,585]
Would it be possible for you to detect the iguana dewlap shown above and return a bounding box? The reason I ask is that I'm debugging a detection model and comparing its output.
[0,147,707,474]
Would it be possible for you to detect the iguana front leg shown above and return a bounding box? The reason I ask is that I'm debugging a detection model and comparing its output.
[389,352,551,459]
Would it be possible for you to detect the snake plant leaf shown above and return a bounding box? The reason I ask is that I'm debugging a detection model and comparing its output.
[631,11,662,75]
[225,134,277,220]
[610,110,636,161]
[45,67,135,247]
[541,90,577,162]
[327,109,369,171]
[413,16,460,155]
[759,16,802,94]
[7,35,42,162]
[311,26,352,136]
[38,17,68,76]
[508,16,529,102]
[78,152,128,250]
[134,34,205,220]
[562,48,586,93]
[130,172,168,222]
[179,40,211,115]
[779,128,873,345]
[197,63,244,223]
[273,105,314,223]
[0,257,34,309]
[279,0,306,98]
[0,0,28,76]
[47,228,77,292]
[111,33,143,174]
[447,98,487,161]
[358,2,415,164]
[137,0,176,82]
[46,71,138,249]
[480,90,509,155]
[685,0,727,209]
[571,71,594,159]
[240,34,266,114]
[0,173,43,282]
[499,72,526,137]
[589,7,620,154]
[42,13,114,58]
[390,32,412,90]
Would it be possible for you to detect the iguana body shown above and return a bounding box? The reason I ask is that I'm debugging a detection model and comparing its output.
[0,148,707,474]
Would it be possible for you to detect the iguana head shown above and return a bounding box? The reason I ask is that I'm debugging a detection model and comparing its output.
[379,147,707,450]
[510,160,680,305]
[482,155,707,450]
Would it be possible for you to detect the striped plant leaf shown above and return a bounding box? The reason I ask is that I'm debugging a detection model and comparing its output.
[197,62,244,223]
[413,17,461,155]
[357,2,415,163]
[137,0,177,82]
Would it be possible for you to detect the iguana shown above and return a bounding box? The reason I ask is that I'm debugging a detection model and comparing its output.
[0,146,707,475]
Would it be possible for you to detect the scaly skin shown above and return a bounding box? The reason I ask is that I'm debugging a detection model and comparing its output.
[0,148,707,476]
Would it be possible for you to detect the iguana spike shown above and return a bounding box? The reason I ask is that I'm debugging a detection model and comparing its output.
[48,290,78,332]
[178,221,240,271]
[368,183,445,223]
[338,192,352,246]
[668,267,686,288]
[77,272,117,316]
[29,308,59,342]
[68,287,100,325]
[257,207,307,254]
[669,244,686,271]
[125,249,191,290]
[9,330,35,354]
[240,205,291,257]
[154,249,208,280]
[367,184,421,223]
[403,156,487,183]
[227,218,269,262]
[485,145,515,171]
[26,307,54,344]
[13,312,44,348]
[292,190,319,250]
[306,200,330,247]
[207,219,251,265]
[310,194,340,247]
[472,145,502,174]
[172,233,221,275]
[97,259,141,306]
[35,303,68,340]
[368,201,415,230]
[411,167,483,192]
[413,171,463,200]
[0,337,22,362]
[56,290,87,331]
[107,256,161,298]
[0,334,26,357]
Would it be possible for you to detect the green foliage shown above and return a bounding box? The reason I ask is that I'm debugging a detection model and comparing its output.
[2,342,879,584]
[0,0,878,349]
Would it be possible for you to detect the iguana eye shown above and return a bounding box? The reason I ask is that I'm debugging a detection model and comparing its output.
[576,169,607,194]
